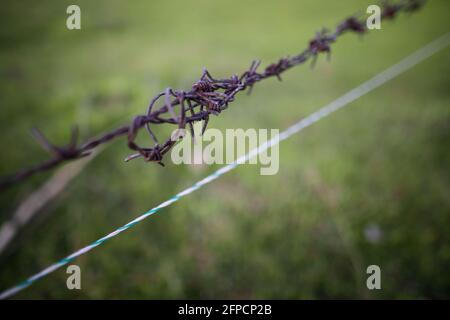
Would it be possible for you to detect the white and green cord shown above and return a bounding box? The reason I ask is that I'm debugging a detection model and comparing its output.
[1,32,449,300]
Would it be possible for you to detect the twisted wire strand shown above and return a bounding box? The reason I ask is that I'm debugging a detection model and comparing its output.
[0,0,426,191]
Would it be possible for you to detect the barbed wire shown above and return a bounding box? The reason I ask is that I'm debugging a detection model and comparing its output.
[1,30,448,299]
[0,0,426,191]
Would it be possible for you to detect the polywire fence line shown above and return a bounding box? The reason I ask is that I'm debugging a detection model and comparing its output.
[1,32,449,300]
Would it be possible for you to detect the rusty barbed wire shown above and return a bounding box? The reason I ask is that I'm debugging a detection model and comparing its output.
[0,0,426,191]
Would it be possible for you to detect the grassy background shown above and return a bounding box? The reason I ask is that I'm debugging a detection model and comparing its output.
[0,0,449,299]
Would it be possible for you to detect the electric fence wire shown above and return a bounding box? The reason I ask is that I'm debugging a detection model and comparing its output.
[1,31,448,299]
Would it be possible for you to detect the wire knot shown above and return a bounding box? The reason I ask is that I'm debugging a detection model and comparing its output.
[337,17,366,34]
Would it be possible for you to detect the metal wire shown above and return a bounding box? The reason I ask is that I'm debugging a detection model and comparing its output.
[0,0,426,191]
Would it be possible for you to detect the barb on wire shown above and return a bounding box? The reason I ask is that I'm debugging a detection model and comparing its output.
[0,0,426,191]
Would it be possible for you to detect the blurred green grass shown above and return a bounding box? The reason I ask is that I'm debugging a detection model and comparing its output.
[0,0,449,299]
